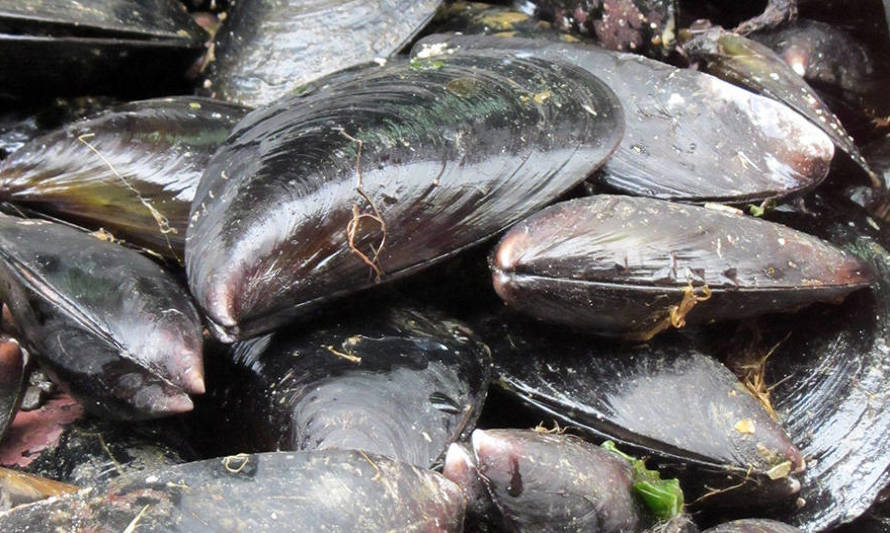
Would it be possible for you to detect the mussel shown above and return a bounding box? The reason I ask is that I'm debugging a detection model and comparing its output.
[0,96,248,260]
[414,34,835,203]
[464,429,680,532]
[475,311,805,509]
[0,0,206,98]
[0,450,466,532]
[187,51,624,340]
[199,305,491,467]
[204,0,443,107]
[681,26,880,188]
[0,216,204,419]
[492,195,873,340]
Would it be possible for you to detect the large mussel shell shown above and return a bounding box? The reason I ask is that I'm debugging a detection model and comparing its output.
[0,450,466,532]
[474,311,804,509]
[187,51,624,341]
[204,0,442,107]
[681,26,880,188]
[414,34,835,203]
[727,195,890,530]
[0,97,248,260]
[0,216,204,420]
[492,195,873,340]
[200,305,491,468]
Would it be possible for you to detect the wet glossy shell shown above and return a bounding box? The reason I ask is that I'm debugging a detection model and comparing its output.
[0,97,248,260]
[0,450,466,532]
[204,0,442,107]
[0,0,204,41]
[471,429,645,532]
[478,313,803,508]
[414,34,835,203]
[201,306,491,467]
[0,216,204,420]
[492,195,873,340]
[682,27,879,188]
[187,52,624,340]
[744,196,890,531]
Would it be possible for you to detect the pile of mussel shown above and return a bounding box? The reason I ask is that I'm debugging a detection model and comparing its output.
[0,0,887,531]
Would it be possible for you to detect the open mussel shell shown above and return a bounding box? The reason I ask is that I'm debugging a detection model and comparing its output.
[187,51,624,341]
[474,311,804,509]
[414,34,835,204]
[0,450,466,532]
[681,26,881,188]
[492,195,873,341]
[200,305,491,468]
[729,195,890,530]
[0,97,248,260]
[0,216,204,420]
[204,0,442,107]
[0,336,25,445]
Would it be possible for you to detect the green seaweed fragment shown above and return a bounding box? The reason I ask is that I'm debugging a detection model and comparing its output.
[601,440,684,521]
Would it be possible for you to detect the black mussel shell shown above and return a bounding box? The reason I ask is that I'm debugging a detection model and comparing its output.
[204,0,442,107]
[492,195,873,340]
[0,97,248,260]
[515,0,676,58]
[187,51,624,341]
[0,97,117,161]
[0,1,206,99]
[749,19,890,142]
[200,306,491,468]
[733,195,890,530]
[0,36,204,100]
[414,34,835,204]
[470,429,647,532]
[475,312,804,509]
[705,519,803,533]
[0,0,204,41]
[0,216,204,420]
[681,26,880,188]
[0,337,24,445]
[0,450,466,532]
[750,20,875,98]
